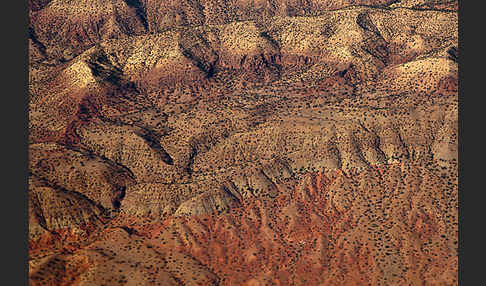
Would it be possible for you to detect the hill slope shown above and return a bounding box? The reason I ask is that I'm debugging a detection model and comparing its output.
[29,1,458,285]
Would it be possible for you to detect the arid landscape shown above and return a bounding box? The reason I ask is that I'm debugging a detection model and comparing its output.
[28,0,458,285]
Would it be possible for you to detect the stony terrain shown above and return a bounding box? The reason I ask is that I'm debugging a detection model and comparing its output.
[29,0,458,285]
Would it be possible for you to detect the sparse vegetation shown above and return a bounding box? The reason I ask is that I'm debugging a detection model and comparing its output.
[29,0,458,285]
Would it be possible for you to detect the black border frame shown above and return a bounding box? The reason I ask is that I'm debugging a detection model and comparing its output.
[13,0,469,285]
[7,0,29,285]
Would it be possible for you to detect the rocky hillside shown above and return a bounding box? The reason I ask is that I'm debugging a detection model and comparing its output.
[29,0,458,285]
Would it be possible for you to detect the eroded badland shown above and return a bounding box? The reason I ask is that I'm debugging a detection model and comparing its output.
[28,0,458,285]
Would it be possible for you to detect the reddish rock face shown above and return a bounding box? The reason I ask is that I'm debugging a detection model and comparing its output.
[29,0,458,285]
[30,163,457,285]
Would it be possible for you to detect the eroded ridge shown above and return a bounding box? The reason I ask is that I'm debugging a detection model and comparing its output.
[29,0,458,285]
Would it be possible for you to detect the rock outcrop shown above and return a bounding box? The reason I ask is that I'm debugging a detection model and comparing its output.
[29,0,458,284]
